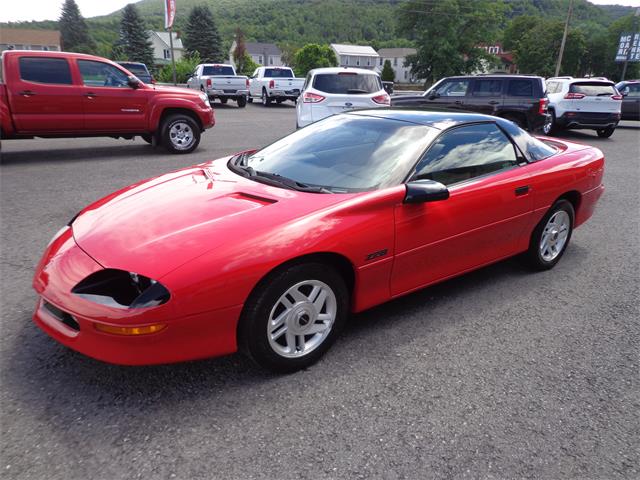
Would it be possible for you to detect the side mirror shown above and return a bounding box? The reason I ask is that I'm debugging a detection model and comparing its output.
[427,92,439,100]
[621,87,629,97]
[127,76,141,89]
[404,179,449,204]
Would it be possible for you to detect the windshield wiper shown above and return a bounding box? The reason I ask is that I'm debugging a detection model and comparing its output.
[253,171,333,193]
[346,88,368,94]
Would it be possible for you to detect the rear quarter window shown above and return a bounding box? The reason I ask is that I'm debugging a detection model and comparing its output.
[313,73,382,94]
[19,57,72,85]
[472,79,503,96]
[569,82,616,96]
[508,79,533,97]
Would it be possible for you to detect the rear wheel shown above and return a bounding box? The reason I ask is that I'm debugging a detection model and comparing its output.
[237,95,247,108]
[261,89,272,106]
[248,96,254,103]
[596,127,615,138]
[238,263,349,372]
[219,97,228,104]
[542,111,556,135]
[523,200,574,271]
[161,114,200,154]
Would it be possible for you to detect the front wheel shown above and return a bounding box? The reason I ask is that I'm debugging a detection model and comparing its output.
[523,199,574,271]
[161,114,201,154]
[596,127,615,138]
[237,95,247,108]
[238,263,349,372]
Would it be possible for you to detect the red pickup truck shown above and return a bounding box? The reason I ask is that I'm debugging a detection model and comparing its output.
[0,51,214,154]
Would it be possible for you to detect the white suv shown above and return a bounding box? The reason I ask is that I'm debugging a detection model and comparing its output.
[545,77,622,138]
[296,67,390,128]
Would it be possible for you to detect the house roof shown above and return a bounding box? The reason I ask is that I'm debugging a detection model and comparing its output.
[0,28,60,46]
[331,44,379,57]
[151,31,183,50]
[377,48,416,58]
[245,42,281,56]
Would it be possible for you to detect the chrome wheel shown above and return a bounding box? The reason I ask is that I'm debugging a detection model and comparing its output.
[542,115,553,135]
[267,280,337,358]
[539,210,570,262]
[168,122,194,150]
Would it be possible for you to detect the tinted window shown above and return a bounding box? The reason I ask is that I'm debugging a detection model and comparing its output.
[508,79,533,97]
[19,57,72,85]
[498,119,556,161]
[313,73,382,94]
[413,123,518,186]
[202,65,235,76]
[621,83,640,97]
[120,63,149,75]
[434,79,469,96]
[472,79,503,96]
[244,115,435,192]
[264,68,294,78]
[78,60,129,87]
[569,82,616,96]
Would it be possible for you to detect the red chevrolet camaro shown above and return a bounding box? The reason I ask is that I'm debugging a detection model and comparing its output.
[33,110,605,372]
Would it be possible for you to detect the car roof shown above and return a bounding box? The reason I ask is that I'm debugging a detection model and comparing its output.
[309,67,380,76]
[444,74,542,80]
[346,108,502,129]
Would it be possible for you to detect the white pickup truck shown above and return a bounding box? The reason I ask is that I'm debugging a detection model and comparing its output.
[186,64,249,108]
[248,67,305,106]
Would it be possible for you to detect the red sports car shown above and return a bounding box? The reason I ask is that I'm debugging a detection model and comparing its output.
[33,110,605,372]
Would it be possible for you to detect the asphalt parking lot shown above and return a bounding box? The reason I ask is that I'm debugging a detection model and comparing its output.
[1,104,638,480]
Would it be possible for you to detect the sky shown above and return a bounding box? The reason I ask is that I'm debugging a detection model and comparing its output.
[0,0,638,22]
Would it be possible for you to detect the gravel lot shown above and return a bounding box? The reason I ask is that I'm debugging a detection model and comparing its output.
[1,104,638,480]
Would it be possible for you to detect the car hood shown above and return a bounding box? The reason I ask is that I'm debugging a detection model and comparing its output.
[151,85,201,97]
[72,160,350,280]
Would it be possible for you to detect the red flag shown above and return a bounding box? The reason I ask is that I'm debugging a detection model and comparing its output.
[164,0,176,29]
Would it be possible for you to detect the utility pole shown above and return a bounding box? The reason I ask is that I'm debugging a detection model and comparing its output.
[555,0,574,77]
[621,7,640,81]
[168,27,177,85]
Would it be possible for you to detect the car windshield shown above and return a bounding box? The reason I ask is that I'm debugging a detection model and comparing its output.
[202,65,235,76]
[313,73,382,94]
[264,68,294,78]
[238,115,435,192]
[569,82,616,96]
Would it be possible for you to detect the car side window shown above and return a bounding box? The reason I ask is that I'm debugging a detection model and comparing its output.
[508,79,533,97]
[78,60,129,88]
[435,79,470,97]
[413,123,518,186]
[472,79,503,96]
[627,83,640,97]
[19,57,72,85]
[302,73,311,91]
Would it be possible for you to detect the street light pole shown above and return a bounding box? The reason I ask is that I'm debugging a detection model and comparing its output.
[555,0,574,77]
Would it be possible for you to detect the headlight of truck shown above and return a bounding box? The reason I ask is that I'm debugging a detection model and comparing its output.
[71,269,170,309]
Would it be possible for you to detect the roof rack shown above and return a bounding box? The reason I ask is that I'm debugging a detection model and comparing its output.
[547,76,573,80]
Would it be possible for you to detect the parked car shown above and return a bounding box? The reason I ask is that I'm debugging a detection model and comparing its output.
[186,64,248,107]
[391,74,549,132]
[545,77,622,137]
[32,110,605,372]
[0,51,214,153]
[615,80,640,120]
[117,61,154,84]
[296,67,390,128]
[248,66,305,106]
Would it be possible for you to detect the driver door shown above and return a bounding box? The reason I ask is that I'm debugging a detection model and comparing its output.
[76,59,148,132]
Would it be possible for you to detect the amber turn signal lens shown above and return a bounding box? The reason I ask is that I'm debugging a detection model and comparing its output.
[94,323,167,336]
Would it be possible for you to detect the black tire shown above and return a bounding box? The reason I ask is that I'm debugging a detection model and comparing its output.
[237,95,247,108]
[238,263,349,373]
[160,114,201,154]
[544,110,560,136]
[523,199,575,271]
[261,88,272,106]
[140,134,153,144]
[219,97,228,104]
[248,96,254,103]
[596,127,615,138]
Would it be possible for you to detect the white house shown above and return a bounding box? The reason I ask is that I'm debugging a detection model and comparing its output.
[229,41,283,67]
[377,48,419,83]
[330,44,379,70]
[148,31,183,65]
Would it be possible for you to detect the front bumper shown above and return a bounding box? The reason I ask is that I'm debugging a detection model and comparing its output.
[32,228,241,365]
[557,111,620,130]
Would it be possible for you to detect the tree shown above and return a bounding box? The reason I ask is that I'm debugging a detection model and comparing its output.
[292,44,337,77]
[381,59,395,82]
[116,4,154,66]
[237,53,259,76]
[502,15,541,52]
[183,6,224,62]
[157,52,201,83]
[232,28,247,67]
[399,0,506,86]
[58,0,95,53]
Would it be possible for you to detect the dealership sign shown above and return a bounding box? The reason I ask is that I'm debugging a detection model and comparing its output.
[616,33,640,63]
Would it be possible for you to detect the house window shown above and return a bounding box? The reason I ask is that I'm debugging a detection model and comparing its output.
[404,71,408,79]
[259,55,263,64]
[356,58,360,66]
[380,57,383,66]
[163,49,170,59]
[367,57,371,66]
[393,57,398,66]
[269,56,273,65]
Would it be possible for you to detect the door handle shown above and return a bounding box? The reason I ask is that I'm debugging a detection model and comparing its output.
[19,90,35,97]
[515,185,530,196]
[488,100,500,105]
[454,100,463,105]
[84,92,97,97]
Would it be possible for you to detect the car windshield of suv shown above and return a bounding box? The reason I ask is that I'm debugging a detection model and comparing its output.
[264,68,294,78]
[313,73,382,94]
[202,65,235,76]
[569,82,616,96]
[236,115,435,192]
